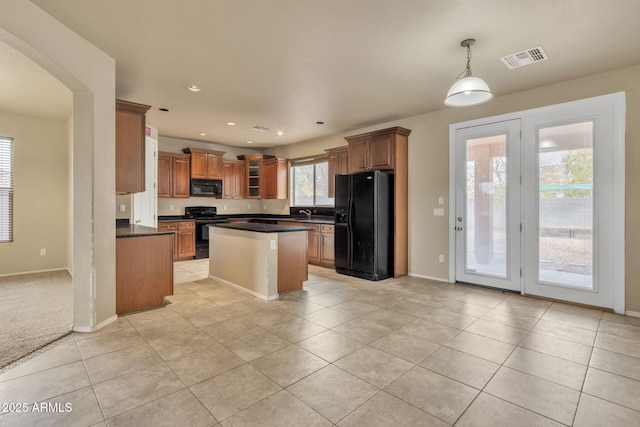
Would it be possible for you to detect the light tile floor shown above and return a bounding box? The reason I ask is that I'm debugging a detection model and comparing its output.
[1,259,640,426]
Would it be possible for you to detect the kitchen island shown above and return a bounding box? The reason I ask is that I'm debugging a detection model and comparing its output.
[208,223,312,300]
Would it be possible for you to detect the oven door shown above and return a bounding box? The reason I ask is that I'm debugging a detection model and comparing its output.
[195,221,226,259]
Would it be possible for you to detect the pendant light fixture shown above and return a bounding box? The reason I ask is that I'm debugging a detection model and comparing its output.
[445,39,493,107]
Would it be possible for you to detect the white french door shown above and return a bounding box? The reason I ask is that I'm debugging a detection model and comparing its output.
[450,93,625,312]
[522,96,625,310]
[454,120,522,292]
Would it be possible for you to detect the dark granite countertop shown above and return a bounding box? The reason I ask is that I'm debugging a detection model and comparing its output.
[212,223,314,233]
[229,216,334,224]
[116,224,176,238]
[157,214,334,224]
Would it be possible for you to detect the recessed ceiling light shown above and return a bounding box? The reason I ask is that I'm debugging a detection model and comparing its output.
[226,122,236,126]
[187,85,201,92]
[199,133,206,136]
[246,141,253,144]
[159,108,169,112]
[277,130,284,137]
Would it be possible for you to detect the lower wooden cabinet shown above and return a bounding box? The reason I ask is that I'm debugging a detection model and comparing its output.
[308,227,321,264]
[157,220,195,260]
[320,224,335,266]
[116,233,173,315]
[278,221,334,268]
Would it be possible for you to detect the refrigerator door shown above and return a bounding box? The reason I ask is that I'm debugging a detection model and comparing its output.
[350,172,376,275]
[334,174,351,270]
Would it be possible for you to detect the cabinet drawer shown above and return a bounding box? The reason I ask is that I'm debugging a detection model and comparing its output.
[304,223,321,232]
[321,224,334,234]
[178,221,195,230]
[157,222,177,231]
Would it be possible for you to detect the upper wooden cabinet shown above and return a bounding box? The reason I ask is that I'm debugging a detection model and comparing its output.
[158,152,190,198]
[345,126,411,173]
[182,147,225,179]
[116,99,151,194]
[222,160,245,199]
[237,154,288,199]
[325,146,349,198]
[263,157,288,199]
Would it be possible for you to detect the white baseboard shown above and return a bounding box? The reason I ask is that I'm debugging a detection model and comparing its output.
[73,314,118,333]
[209,275,279,301]
[408,272,450,283]
[625,310,640,318]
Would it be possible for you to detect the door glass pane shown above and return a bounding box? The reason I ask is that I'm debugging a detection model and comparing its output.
[538,121,593,289]
[465,135,507,277]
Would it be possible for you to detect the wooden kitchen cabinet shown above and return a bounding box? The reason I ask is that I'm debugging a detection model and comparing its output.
[278,221,334,268]
[263,157,288,199]
[237,154,287,199]
[183,147,225,179]
[345,126,410,173]
[116,99,151,194]
[325,146,349,198]
[116,233,173,314]
[238,153,266,199]
[307,224,321,264]
[158,152,191,198]
[320,224,335,266]
[222,160,245,199]
[345,126,411,278]
[177,221,196,258]
[157,220,195,260]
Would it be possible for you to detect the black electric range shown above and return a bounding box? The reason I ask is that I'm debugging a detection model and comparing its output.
[184,206,229,259]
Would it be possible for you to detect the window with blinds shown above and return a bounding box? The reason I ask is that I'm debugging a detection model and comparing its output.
[290,154,333,207]
[0,137,13,243]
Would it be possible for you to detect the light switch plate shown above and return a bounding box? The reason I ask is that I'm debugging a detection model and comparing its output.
[434,208,445,216]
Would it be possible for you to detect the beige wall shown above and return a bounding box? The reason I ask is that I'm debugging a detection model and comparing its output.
[0,112,68,275]
[2,0,117,331]
[266,63,640,312]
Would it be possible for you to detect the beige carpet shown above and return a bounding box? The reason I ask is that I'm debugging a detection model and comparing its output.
[0,270,73,369]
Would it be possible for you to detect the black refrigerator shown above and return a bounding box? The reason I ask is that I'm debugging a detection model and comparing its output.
[334,171,394,281]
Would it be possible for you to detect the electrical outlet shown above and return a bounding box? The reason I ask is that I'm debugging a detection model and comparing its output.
[270,240,276,250]
[223,205,228,210]
[169,204,174,210]
[119,204,126,213]
[439,254,444,263]
[247,204,251,210]
[438,197,444,205]
[40,248,47,256]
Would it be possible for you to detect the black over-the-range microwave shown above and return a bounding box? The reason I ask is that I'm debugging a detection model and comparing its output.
[190,179,223,197]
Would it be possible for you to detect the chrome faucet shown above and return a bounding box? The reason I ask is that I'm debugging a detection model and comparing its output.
[299,209,312,219]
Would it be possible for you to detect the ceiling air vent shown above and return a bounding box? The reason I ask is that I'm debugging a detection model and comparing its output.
[501,46,549,69]
[250,125,270,132]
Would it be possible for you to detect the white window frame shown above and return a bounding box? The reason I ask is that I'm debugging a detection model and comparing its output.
[0,137,14,243]
[290,155,334,207]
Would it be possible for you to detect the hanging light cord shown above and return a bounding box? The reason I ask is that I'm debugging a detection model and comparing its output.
[456,44,473,80]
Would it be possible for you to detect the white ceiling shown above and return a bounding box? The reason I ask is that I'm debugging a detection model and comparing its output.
[5,1,640,148]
